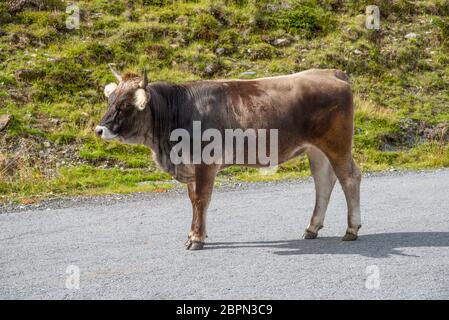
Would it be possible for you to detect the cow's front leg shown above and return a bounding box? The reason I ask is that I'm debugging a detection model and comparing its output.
[185,182,199,246]
[185,165,218,250]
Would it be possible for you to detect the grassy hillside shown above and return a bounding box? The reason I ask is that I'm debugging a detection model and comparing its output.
[1,0,449,203]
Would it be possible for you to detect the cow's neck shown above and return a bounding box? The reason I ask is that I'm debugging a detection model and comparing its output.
[144,83,193,178]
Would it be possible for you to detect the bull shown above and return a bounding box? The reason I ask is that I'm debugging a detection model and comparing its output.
[96,64,361,250]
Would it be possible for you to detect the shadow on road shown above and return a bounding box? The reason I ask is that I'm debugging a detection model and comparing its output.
[206,232,449,258]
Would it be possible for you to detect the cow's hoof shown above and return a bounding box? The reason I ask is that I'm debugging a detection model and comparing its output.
[185,240,204,250]
[342,232,358,241]
[303,229,318,239]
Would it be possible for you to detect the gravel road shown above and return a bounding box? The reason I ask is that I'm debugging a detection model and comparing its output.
[1,170,449,299]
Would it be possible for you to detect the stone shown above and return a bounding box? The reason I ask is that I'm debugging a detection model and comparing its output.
[240,71,256,76]
[273,38,289,47]
[405,32,419,39]
[0,114,11,131]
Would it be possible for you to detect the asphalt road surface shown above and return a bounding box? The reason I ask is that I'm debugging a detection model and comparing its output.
[1,170,449,299]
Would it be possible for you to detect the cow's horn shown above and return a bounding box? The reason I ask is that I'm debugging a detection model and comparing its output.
[139,68,147,88]
[108,63,122,82]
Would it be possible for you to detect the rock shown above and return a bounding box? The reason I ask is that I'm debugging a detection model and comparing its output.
[175,16,188,25]
[387,14,398,22]
[0,114,11,131]
[272,38,290,47]
[46,57,61,63]
[20,198,36,205]
[240,71,256,77]
[215,47,225,55]
[50,118,60,125]
[405,32,419,39]
[204,64,214,75]
[354,49,362,55]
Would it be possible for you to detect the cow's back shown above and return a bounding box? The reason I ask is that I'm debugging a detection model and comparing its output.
[203,69,353,134]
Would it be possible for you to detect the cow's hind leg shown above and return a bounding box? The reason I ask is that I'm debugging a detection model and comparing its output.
[303,146,337,239]
[327,153,362,241]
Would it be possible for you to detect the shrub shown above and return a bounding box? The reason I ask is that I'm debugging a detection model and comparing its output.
[7,0,65,13]
[141,0,171,6]
[434,17,449,44]
[190,13,220,40]
[255,1,333,38]
[208,3,230,26]
[107,0,126,16]
[17,10,66,30]
[217,29,242,53]
[0,3,14,24]
[223,0,249,6]
[245,43,277,60]
[144,43,173,63]
[158,7,181,23]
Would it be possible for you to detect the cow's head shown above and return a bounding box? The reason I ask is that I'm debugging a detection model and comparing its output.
[95,64,149,143]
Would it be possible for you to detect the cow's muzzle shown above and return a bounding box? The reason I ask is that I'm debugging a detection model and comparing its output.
[95,125,118,140]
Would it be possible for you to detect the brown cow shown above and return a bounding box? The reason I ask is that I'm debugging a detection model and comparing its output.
[96,65,361,250]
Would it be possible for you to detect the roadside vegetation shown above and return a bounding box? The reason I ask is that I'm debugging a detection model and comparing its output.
[1,0,448,203]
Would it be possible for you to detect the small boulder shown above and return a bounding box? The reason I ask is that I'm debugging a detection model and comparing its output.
[0,114,11,131]
[272,38,290,47]
[240,71,256,78]
[215,47,225,55]
[203,64,215,75]
[405,32,419,39]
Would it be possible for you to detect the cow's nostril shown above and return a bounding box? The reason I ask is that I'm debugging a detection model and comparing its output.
[95,126,103,137]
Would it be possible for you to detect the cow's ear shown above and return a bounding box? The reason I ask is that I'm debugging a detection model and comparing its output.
[134,88,148,111]
[104,83,117,98]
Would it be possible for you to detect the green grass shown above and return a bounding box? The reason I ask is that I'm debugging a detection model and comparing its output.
[1,0,449,203]
[0,165,173,203]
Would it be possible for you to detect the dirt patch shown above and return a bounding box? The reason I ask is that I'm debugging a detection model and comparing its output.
[0,133,86,178]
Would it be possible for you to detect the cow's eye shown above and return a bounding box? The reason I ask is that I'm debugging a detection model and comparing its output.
[114,104,122,113]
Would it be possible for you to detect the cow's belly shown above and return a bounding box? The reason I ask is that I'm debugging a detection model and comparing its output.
[174,164,195,183]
